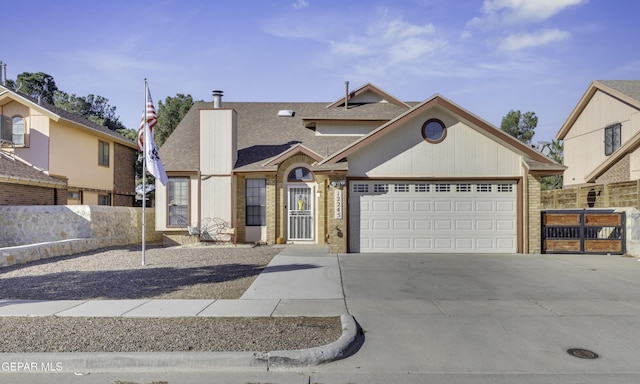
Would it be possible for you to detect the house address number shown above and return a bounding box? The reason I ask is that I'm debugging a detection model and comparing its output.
[334,189,343,219]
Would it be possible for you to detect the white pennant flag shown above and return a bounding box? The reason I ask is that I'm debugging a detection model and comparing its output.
[143,84,168,186]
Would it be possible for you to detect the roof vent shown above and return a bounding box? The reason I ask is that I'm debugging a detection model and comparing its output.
[212,90,223,108]
[278,109,295,117]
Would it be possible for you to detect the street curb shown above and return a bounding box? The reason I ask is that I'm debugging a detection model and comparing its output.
[0,315,362,374]
[267,314,363,370]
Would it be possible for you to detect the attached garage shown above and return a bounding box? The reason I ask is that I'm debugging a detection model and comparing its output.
[349,180,518,253]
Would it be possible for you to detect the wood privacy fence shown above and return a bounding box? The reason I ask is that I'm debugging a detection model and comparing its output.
[541,180,640,210]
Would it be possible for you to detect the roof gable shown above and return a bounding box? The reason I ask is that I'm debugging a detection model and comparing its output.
[556,80,640,140]
[321,94,558,167]
[326,83,411,109]
[0,86,136,149]
[262,143,324,166]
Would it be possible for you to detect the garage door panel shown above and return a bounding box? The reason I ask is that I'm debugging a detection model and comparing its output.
[454,201,473,212]
[414,201,432,212]
[414,220,432,230]
[350,181,517,253]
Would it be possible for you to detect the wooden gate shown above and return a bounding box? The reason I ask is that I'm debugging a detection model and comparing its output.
[541,210,625,254]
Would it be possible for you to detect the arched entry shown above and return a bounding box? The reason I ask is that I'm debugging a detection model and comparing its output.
[286,166,315,241]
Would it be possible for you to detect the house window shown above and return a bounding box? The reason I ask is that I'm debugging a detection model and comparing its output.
[353,184,368,193]
[394,184,409,192]
[415,184,430,192]
[98,194,111,206]
[604,123,621,156]
[476,184,492,192]
[374,184,388,193]
[497,184,514,193]
[246,178,266,226]
[456,184,471,192]
[435,183,451,192]
[12,116,25,146]
[422,118,447,143]
[167,177,189,226]
[287,167,313,181]
[98,141,110,166]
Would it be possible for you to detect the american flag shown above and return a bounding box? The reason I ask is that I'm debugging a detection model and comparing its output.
[137,86,158,151]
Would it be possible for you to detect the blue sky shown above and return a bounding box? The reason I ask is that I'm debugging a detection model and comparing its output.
[2,0,638,143]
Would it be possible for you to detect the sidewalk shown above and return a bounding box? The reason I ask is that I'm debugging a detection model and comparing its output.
[0,245,361,373]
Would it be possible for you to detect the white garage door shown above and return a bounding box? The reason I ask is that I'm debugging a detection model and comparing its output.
[349,181,517,253]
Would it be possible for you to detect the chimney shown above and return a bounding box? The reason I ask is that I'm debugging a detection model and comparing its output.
[344,81,349,110]
[212,90,223,108]
[0,61,5,86]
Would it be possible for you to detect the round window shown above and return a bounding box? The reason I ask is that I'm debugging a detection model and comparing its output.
[422,119,446,143]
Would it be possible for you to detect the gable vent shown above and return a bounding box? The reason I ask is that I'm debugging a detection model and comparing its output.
[278,109,295,117]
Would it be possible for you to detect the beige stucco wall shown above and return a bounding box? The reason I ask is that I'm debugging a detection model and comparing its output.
[48,121,114,191]
[348,107,523,178]
[2,101,51,170]
[564,91,640,186]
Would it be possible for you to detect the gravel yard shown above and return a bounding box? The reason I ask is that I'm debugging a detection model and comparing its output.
[0,244,342,352]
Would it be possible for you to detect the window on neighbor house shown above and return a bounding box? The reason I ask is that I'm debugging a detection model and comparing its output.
[167,177,189,226]
[604,123,621,156]
[98,194,111,206]
[246,178,266,226]
[98,141,110,166]
[12,116,25,146]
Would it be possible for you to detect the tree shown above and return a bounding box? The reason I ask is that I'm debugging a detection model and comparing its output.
[155,94,194,146]
[500,109,537,145]
[15,72,59,104]
[54,92,126,131]
[541,140,564,190]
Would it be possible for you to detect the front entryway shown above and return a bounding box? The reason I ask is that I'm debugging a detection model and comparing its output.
[287,185,314,241]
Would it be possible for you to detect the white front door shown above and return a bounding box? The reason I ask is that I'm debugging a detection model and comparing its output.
[287,184,314,241]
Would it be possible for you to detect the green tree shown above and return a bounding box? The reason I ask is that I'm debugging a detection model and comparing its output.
[156,94,193,146]
[15,72,58,104]
[541,140,564,190]
[54,92,126,131]
[500,109,537,145]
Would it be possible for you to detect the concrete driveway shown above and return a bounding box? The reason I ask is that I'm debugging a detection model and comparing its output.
[314,252,640,383]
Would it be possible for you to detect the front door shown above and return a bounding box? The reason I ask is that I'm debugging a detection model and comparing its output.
[287,184,314,241]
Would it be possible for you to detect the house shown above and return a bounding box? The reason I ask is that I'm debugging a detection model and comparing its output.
[0,150,67,205]
[0,85,138,206]
[556,80,640,187]
[156,83,564,253]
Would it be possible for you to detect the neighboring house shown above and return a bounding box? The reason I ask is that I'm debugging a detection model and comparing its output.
[157,83,564,253]
[0,150,68,205]
[0,85,138,206]
[556,80,640,187]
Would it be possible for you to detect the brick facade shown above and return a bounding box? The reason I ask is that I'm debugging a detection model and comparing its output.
[526,174,542,254]
[0,183,67,206]
[595,153,630,185]
[113,142,137,207]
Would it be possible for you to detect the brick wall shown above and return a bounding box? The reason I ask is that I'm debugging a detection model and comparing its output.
[113,143,136,206]
[0,183,67,206]
[596,153,630,185]
[527,174,541,254]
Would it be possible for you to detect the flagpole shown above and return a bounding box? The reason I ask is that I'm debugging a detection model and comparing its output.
[141,78,147,266]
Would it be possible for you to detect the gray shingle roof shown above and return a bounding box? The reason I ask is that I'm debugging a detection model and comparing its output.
[160,101,400,172]
[597,80,640,102]
[0,151,67,187]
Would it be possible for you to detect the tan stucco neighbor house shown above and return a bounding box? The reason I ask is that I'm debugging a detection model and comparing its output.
[157,83,564,253]
[557,80,640,187]
[0,85,138,206]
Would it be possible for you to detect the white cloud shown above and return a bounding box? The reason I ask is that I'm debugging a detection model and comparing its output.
[293,0,309,10]
[472,0,587,25]
[499,29,571,51]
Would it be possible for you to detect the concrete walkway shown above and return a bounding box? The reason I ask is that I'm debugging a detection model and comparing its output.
[0,245,360,375]
[0,245,347,318]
